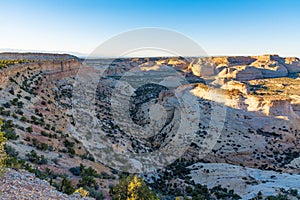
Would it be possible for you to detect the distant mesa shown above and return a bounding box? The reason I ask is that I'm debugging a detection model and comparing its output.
[0,52,79,61]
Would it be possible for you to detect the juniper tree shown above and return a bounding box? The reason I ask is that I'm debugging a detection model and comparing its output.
[0,119,7,173]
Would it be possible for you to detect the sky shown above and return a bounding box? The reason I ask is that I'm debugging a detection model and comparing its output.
[0,0,300,57]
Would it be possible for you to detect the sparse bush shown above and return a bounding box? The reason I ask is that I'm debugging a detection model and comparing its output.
[4,145,25,169]
[58,176,75,195]
[85,187,104,200]
[8,88,14,95]
[3,102,11,109]
[26,126,33,133]
[77,175,98,190]
[2,120,18,140]
[70,166,81,176]
[37,142,48,151]
[20,116,27,122]
[38,155,48,165]
[24,96,31,101]
[24,136,31,142]
[40,130,49,137]
[26,150,47,165]
[26,150,39,163]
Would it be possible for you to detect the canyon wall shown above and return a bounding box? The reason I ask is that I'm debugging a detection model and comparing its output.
[0,53,82,85]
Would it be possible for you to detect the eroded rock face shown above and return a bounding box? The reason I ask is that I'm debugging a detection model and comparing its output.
[187,56,256,77]
[250,58,288,78]
[221,80,249,94]
[218,66,264,81]
[94,55,300,82]
[284,57,300,73]
[189,54,300,82]
[0,53,81,85]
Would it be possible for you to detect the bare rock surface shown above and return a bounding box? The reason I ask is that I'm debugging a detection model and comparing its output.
[189,162,300,199]
[0,169,93,200]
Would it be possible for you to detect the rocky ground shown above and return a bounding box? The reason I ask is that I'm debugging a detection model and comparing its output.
[189,163,300,199]
[0,169,93,200]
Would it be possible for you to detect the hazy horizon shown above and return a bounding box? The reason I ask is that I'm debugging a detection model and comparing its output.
[1,48,298,60]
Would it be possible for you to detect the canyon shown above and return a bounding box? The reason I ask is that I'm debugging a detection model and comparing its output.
[1,53,300,199]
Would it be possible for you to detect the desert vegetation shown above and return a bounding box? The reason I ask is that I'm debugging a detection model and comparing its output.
[0,59,32,68]
[110,175,159,200]
[0,119,7,173]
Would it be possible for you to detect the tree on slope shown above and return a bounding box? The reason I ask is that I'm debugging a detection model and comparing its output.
[0,119,7,173]
[110,175,159,200]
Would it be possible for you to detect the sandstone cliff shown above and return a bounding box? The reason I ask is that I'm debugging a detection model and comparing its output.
[97,55,300,83]
[0,53,81,85]
[187,54,300,82]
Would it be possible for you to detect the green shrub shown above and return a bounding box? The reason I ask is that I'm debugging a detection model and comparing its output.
[26,150,39,163]
[85,186,104,200]
[37,142,48,151]
[24,136,31,141]
[26,150,47,165]
[69,166,81,176]
[26,126,33,133]
[58,176,75,195]
[77,175,98,190]
[20,116,27,122]
[1,120,19,140]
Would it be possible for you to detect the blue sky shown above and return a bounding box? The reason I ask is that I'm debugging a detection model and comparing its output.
[1,0,300,57]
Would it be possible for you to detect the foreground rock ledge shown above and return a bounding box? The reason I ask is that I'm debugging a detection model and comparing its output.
[0,168,93,200]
